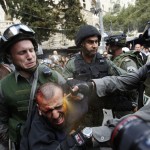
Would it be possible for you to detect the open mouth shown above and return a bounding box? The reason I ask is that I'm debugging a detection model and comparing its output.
[54,114,64,125]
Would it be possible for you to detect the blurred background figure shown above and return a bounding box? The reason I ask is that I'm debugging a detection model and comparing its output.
[102,50,108,58]
[134,43,147,64]
[142,45,150,56]
[50,50,61,64]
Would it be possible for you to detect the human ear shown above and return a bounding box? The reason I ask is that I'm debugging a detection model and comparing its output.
[38,110,42,116]
[37,104,42,116]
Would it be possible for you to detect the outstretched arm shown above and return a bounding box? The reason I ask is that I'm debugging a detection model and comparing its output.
[93,62,149,97]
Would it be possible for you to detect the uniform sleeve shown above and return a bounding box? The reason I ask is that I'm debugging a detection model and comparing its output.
[120,58,138,73]
[62,59,76,80]
[134,102,150,121]
[50,70,66,85]
[0,83,9,150]
[55,71,66,85]
[106,59,127,75]
[92,63,149,97]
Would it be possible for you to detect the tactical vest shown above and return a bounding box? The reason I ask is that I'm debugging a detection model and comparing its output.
[73,53,109,81]
[0,65,59,142]
[112,51,143,69]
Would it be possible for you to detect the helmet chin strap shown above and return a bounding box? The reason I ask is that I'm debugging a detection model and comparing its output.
[15,60,39,74]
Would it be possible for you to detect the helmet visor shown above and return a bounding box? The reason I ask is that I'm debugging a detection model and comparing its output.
[1,24,35,42]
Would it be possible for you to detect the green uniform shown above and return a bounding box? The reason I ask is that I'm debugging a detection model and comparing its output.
[51,64,64,75]
[111,53,139,118]
[112,54,138,73]
[0,64,66,143]
[111,50,143,72]
[63,53,128,127]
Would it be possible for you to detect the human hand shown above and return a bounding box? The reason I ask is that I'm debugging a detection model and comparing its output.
[71,82,94,96]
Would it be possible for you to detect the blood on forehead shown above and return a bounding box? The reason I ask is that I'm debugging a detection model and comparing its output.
[36,90,63,110]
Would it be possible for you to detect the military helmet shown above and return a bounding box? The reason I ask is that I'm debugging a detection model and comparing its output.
[75,24,101,47]
[105,33,126,47]
[0,24,38,54]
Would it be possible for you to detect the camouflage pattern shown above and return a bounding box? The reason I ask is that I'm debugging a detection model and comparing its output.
[113,56,138,72]
[111,51,143,73]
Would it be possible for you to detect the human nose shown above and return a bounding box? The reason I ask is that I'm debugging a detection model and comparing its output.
[92,42,98,47]
[26,50,33,58]
[51,109,59,119]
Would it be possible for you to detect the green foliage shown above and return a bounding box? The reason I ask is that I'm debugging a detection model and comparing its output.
[0,0,85,42]
[103,0,150,34]
[113,3,121,14]
[57,0,86,39]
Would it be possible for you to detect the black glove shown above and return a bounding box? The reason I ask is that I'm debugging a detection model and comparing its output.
[66,79,94,96]
[76,82,94,96]
[60,127,92,149]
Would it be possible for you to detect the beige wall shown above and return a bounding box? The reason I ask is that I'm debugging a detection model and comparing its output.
[0,5,5,21]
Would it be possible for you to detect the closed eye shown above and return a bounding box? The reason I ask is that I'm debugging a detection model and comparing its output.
[55,105,63,110]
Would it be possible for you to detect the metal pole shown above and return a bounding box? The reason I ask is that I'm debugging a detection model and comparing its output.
[96,0,105,53]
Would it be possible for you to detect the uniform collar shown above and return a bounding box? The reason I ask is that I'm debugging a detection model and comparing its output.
[14,69,36,84]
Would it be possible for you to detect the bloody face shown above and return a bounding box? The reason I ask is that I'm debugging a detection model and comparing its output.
[37,87,67,129]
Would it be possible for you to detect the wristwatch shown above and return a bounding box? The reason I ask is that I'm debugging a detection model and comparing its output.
[82,127,92,138]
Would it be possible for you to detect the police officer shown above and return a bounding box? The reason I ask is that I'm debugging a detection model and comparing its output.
[0,24,66,150]
[106,33,139,72]
[73,62,150,149]
[106,33,141,117]
[62,24,135,127]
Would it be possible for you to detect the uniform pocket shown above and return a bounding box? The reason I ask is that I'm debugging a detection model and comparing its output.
[17,99,29,112]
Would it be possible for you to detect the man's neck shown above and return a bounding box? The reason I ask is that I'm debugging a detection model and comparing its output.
[19,70,33,79]
[81,53,95,63]
[112,49,123,59]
